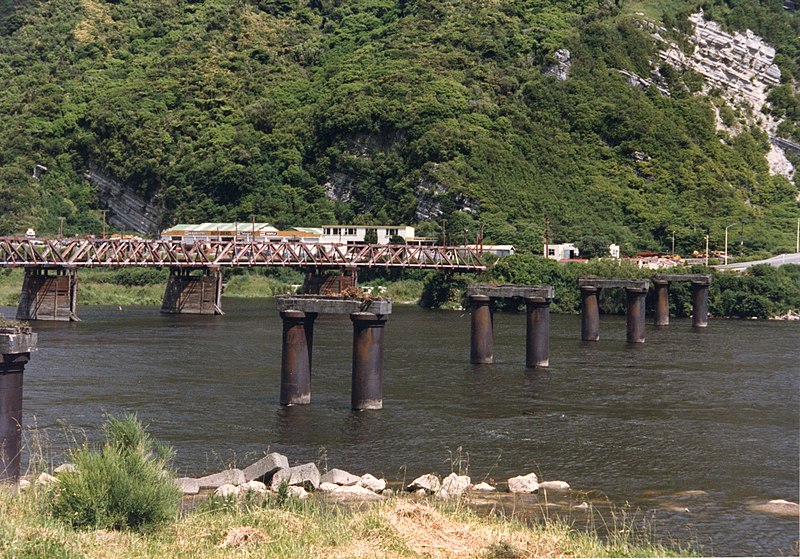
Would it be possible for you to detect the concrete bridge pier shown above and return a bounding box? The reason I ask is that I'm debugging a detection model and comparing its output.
[580,286,600,341]
[525,297,550,368]
[0,326,37,484]
[279,310,314,405]
[626,287,647,343]
[691,282,710,328]
[653,280,670,326]
[16,267,79,321]
[469,295,494,364]
[161,267,224,315]
[350,312,386,410]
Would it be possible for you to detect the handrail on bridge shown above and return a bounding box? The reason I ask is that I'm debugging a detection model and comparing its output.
[0,237,489,271]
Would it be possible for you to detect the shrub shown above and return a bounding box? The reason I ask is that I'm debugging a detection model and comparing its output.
[48,414,180,532]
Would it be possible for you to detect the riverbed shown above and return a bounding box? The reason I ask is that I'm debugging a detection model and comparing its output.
[4,299,798,556]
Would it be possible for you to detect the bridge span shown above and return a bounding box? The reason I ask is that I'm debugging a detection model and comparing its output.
[0,237,487,321]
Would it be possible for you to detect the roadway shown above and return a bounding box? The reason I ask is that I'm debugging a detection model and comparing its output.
[713,252,800,271]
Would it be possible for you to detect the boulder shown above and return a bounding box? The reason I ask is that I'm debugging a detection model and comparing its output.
[215,484,240,498]
[539,480,570,491]
[241,480,268,495]
[54,463,76,474]
[407,474,440,494]
[270,462,320,491]
[359,473,387,493]
[197,468,245,489]
[243,453,289,483]
[471,482,496,492]
[436,473,470,499]
[331,484,382,501]
[750,499,800,517]
[320,468,361,486]
[17,479,31,491]
[287,486,309,500]
[175,477,200,495]
[318,482,340,492]
[507,473,539,494]
[35,473,58,486]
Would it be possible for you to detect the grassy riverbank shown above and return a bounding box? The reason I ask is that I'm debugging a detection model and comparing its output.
[1,487,693,558]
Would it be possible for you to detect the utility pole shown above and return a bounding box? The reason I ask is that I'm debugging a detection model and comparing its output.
[441,219,447,247]
[251,214,256,242]
[58,217,65,239]
[99,210,108,239]
[544,216,550,258]
[704,234,709,266]
[724,224,735,265]
[671,231,675,256]
[796,218,799,253]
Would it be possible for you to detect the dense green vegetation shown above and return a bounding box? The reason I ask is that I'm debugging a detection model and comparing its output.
[0,0,797,256]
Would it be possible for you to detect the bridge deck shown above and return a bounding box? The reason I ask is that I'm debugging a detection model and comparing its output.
[0,238,487,271]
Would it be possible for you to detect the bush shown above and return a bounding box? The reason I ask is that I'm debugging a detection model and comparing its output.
[48,414,180,532]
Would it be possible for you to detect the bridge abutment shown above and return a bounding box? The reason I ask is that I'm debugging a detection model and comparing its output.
[0,327,37,484]
[16,267,79,322]
[160,268,224,315]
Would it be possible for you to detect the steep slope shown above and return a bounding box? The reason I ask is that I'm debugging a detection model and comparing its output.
[0,0,797,254]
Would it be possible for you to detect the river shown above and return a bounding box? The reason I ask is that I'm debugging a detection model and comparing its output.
[4,299,798,556]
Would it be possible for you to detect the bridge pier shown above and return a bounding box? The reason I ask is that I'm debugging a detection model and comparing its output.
[691,282,709,328]
[580,286,600,341]
[625,287,647,343]
[16,267,79,322]
[276,296,392,409]
[160,268,224,315]
[469,295,494,364]
[0,326,37,484]
[525,297,550,368]
[302,268,358,295]
[279,310,314,405]
[653,280,670,326]
[351,312,386,410]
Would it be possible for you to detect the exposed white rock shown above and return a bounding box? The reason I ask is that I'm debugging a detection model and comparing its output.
[175,477,200,495]
[242,453,289,482]
[359,473,387,493]
[436,473,471,499]
[750,499,800,516]
[471,482,497,492]
[215,483,240,498]
[318,482,339,492]
[507,473,539,494]
[407,474,440,494]
[539,480,571,491]
[35,473,58,486]
[320,468,361,486]
[241,480,268,495]
[17,479,31,491]
[331,484,382,501]
[270,463,321,491]
[197,469,246,489]
[286,486,309,500]
[54,463,76,474]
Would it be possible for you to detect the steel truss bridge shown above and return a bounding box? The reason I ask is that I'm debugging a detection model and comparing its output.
[0,238,488,271]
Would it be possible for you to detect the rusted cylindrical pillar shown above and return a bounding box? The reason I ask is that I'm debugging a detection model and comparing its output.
[653,280,670,326]
[525,297,550,368]
[1,327,37,484]
[626,288,647,343]
[469,295,493,364]
[691,283,709,328]
[580,287,600,342]
[280,310,312,405]
[350,312,387,411]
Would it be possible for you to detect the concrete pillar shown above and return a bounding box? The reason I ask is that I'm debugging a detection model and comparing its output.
[653,280,670,326]
[16,267,79,321]
[350,312,386,410]
[469,295,493,364]
[691,283,709,328]
[525,297,550,368]
[280,310,312,405]
[0,326,37,484]
[580,286,600,341]
[626,287,647,343]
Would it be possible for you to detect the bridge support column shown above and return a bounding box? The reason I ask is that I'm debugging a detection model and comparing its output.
[0,327,36,484]
[16,267,79,322]
[280,310,313,405]
[525,297,550,368]
[626,287,647,343]
[470,295,493,364]
[350,312,386,410]
[160,268,223,315]
[691,282,709,328]
[653,280,670,326]
[581,287,600,341]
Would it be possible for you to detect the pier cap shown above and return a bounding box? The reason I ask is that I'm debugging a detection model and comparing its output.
[467,284,554,300]
[0,324,37,355]
[276,295,392,316]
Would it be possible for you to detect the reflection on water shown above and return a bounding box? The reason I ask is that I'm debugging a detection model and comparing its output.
[3,299,798,556]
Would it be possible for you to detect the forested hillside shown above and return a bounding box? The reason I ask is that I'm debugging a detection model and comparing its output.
[0,0,797,255]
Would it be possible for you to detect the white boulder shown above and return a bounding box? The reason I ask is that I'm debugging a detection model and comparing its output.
[507,473,539,494]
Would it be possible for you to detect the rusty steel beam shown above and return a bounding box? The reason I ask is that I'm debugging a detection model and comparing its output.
[0,238,488,271]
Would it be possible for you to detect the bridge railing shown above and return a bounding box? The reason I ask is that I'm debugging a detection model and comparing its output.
[0,238,488,270]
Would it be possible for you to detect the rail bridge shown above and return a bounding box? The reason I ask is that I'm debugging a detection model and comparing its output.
[0,237,487,320]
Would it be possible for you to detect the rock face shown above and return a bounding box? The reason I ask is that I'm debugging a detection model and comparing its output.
[243,453,289,483]
[507,473,539,494]
[659,11,793,179]
[407,474,441,494]
[542,48,571,81]
[436,473,471,499]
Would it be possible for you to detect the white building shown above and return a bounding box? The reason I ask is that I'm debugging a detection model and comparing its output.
[545,242,580,260]
[319,225,415,245]
[463,244,516,257]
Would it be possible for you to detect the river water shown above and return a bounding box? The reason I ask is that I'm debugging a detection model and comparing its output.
[4,299,798,556]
